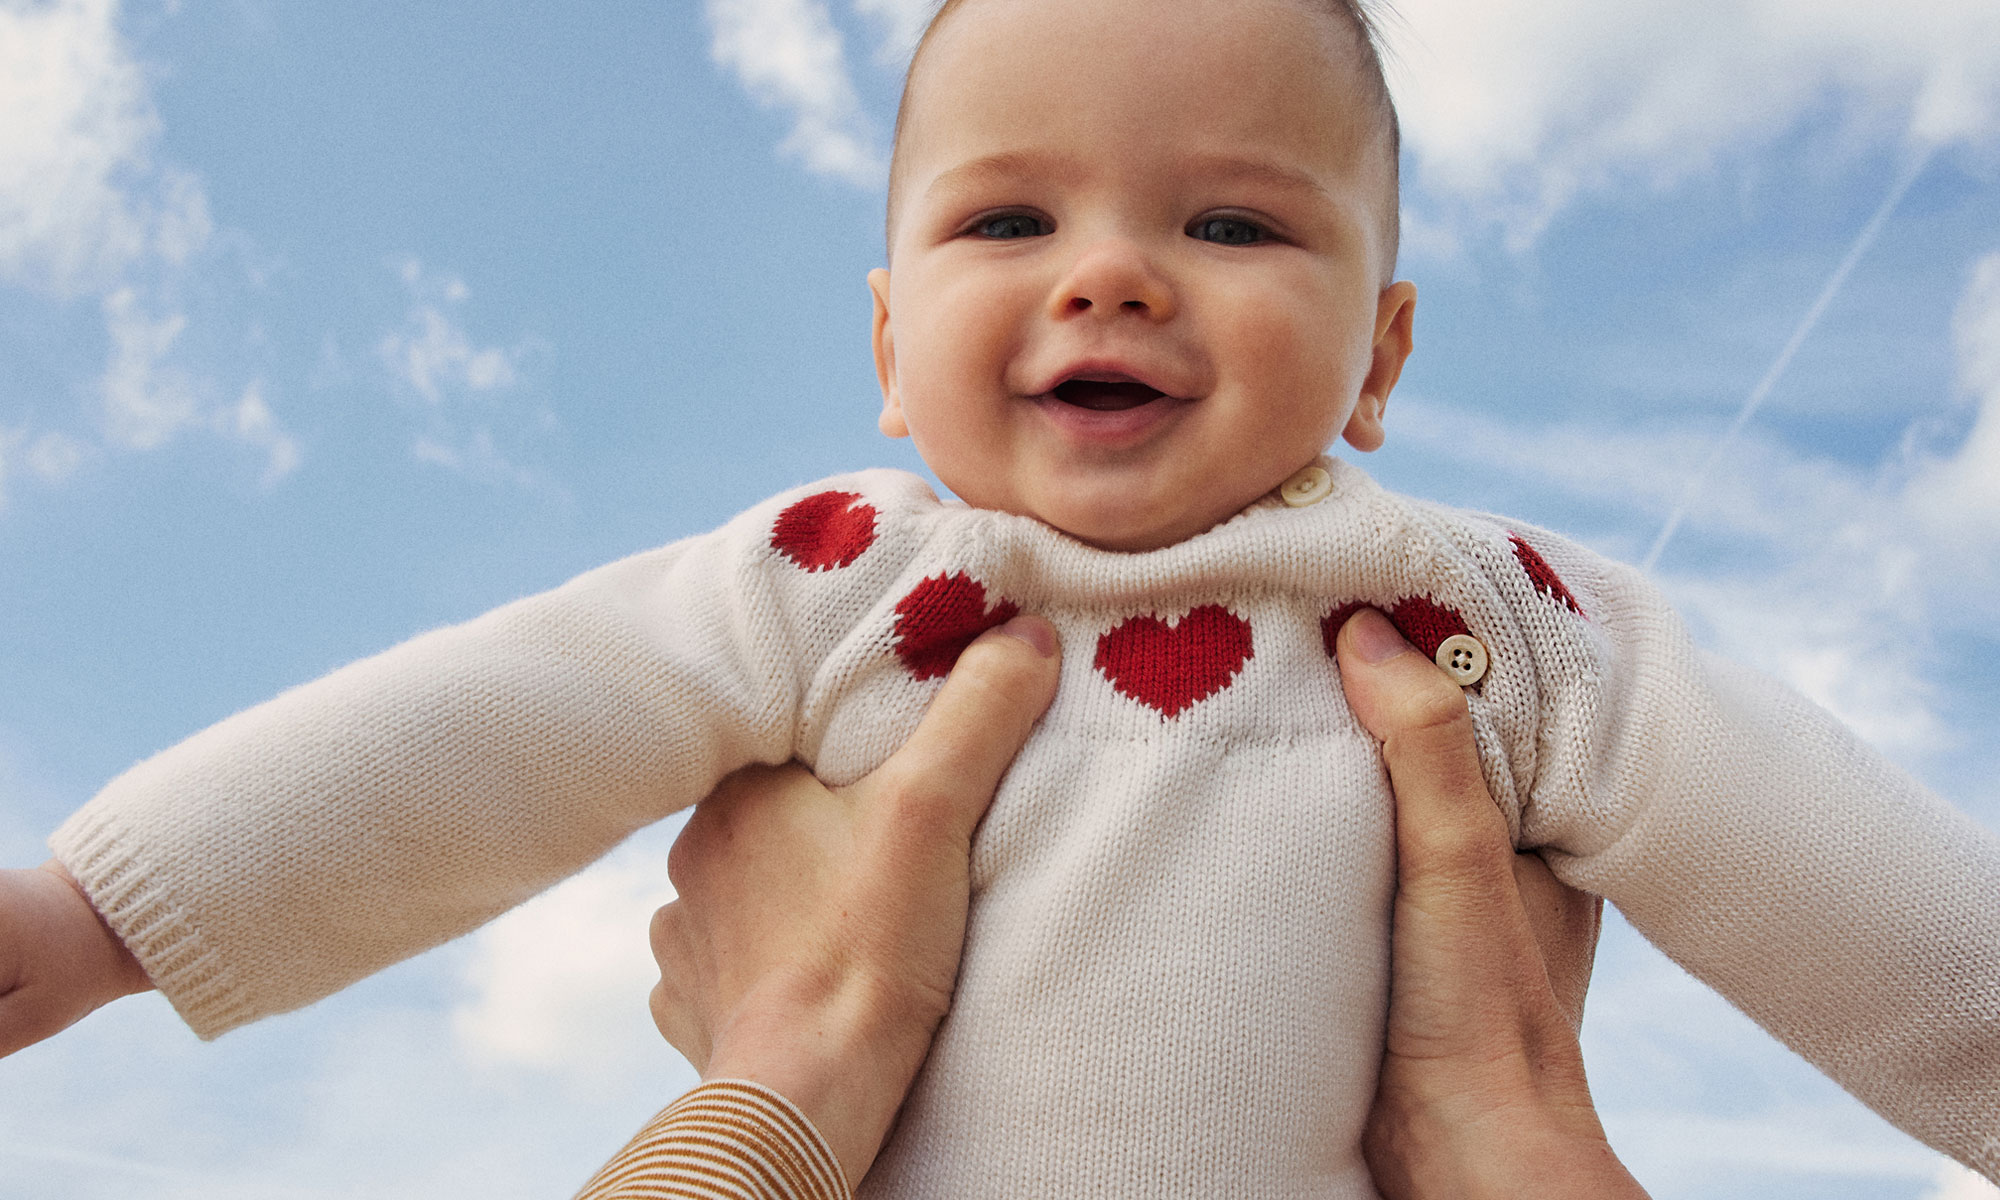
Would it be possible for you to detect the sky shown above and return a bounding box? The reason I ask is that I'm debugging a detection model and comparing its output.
[1,0,1998,1195]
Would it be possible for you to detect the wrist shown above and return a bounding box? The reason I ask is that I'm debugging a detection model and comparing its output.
[1366,1069,1648,1200]
[703,973,941,1186]
[38,860,154,998]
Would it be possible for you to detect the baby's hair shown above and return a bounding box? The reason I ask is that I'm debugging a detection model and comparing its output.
[884,0,1403,278]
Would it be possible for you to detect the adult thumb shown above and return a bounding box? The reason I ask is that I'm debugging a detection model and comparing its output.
[1334,608,1510,879]
[871,615,1062,836]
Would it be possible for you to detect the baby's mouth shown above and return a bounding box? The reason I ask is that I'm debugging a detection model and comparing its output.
[1051,379,1169,411]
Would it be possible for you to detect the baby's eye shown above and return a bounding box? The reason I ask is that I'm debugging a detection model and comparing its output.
[974,213,1050,240]
[1189,216,1268,246]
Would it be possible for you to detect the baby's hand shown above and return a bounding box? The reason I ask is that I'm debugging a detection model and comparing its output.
[0,861,153,1056]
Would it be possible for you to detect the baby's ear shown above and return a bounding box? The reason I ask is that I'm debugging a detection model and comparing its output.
[1345,280,1416,453]
[870,268,908,439]
[1342,394,1386,452]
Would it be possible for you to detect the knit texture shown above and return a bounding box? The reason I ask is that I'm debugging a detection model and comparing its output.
[573,1080,850,1200]
[52,459,2000,1196]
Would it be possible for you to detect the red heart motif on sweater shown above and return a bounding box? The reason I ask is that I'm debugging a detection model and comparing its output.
[1509,534,1584,617]
[1094,605,1254,719]
[771,491,877,572]
[893,573,1021,681]
[1321,596,1471,661]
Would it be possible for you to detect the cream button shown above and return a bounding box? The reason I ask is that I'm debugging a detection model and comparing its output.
[1280,464,1334,507]
[1435,634,1488,686]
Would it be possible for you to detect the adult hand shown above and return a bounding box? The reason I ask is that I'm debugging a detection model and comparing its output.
[648,614,1061,1185]
[1335,608,1648,1200]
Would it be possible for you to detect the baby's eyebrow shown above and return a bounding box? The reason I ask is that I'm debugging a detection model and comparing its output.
[924,149,1087,202]
[923,149,1332,205]
[1176,153,1332,200]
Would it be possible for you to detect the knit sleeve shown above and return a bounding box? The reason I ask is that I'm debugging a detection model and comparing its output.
[573,1080,851,1200]
[1490,526,2000,1180]
[50,475,928,1039]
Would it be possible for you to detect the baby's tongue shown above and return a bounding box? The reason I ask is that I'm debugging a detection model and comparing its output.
[1054,380,1164,411]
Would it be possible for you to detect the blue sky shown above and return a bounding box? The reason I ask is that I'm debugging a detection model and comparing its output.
[2,0,1998,1195]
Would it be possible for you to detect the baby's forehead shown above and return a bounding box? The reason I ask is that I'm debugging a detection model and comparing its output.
[910,0,1378,114]
[886,0,1401,262]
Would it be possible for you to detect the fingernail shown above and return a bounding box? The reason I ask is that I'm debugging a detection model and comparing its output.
[998,614,1057,658]
[1348,608,1411,663]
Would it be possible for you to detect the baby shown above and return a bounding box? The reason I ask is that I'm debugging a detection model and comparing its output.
[17,0,2000,1195]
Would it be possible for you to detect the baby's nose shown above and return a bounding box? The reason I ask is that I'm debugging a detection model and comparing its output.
[1052,240,1175,321]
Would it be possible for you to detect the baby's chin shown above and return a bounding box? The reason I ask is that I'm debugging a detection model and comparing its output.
[992,488,1271,553]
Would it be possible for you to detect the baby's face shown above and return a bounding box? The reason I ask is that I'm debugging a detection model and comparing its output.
[871,0,1415,551]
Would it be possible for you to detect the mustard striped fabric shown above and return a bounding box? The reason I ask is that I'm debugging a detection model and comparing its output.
[574,1080,851,1200]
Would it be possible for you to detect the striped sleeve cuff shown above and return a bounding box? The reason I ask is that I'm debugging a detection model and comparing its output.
[573,1079,852,1200]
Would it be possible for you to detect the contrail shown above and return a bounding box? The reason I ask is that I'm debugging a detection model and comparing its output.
[1641,145,1936,573]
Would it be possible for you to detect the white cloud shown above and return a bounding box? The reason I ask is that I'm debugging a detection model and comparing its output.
[0,0,161,296]
[852,0,930,64]
[1386,0,2000,244]
[25,430,88,482]
[1904,251,2000,541]
[0,0,213,292]
[702,0,2000,232]
[0,430,14,511]
[99,285,198,451]
[216,380,301,487]
[452,847,677,1074]
[1924,1162,2000,1200]
[409,428,559,496]
[379,303,519,409]
[1395,398,1875,550]
[378,261,524,406]
[0,981,692,1199]
[377,262,556,494]
[0,421,84,512]
[704,0,886,186]
[1398,248,2000,760]
[0,0,288,502]
[1580,912,1982,1198]
[1610,1109,1945,1183]
[1671,568,1949,754]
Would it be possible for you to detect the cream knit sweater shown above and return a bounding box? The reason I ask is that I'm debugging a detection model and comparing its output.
[53,460,2000,1197]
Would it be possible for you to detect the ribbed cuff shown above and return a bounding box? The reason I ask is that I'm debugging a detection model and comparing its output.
[49,804,253,1039]
[573,1079,852,1200]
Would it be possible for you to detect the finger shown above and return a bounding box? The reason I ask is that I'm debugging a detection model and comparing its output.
[1335,609,1511,886]
[869,614,1061,836]
[649,978,709,1068]
[648,901,678,962]
[672,764,806,894]
[1511,853,1602,1033]
[646,902,709,1063]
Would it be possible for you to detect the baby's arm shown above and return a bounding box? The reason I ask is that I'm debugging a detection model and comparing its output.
[0,861,151,1055]
[32,477,916,1044]
[1500,532,2000,1180]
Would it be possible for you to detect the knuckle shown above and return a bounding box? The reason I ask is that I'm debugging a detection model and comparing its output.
[874,806,961,868]
[950,635,1058,714]
[1405,819,1510,882]
[648,985,702,1065]
[1391,683,1473,739]
[875,776,963,845]
[647,903,678,953]
[665,834,698,891]
[870,761,945,816]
